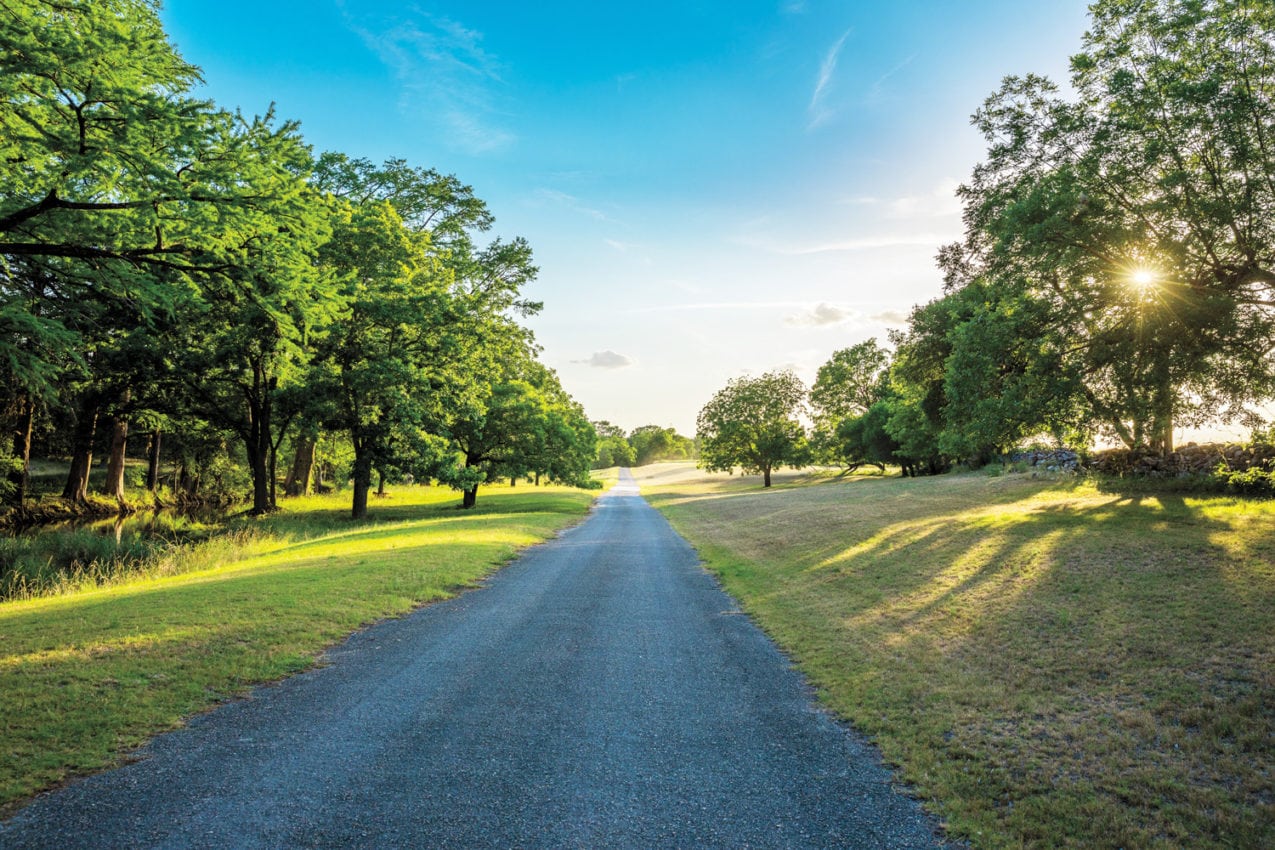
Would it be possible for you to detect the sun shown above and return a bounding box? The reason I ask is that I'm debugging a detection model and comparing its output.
[1130,268,1157,288]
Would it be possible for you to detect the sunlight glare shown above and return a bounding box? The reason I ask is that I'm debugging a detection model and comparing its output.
[1130,267,1157,290]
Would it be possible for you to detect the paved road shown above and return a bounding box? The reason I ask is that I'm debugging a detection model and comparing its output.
[1,471,948,849]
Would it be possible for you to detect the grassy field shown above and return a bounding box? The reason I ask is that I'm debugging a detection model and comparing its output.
[0,483,596,812]
[636,463,1274,849]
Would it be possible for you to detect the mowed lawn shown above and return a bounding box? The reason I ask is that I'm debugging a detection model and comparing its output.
[636,463,1274,849]
[0,484,596,812]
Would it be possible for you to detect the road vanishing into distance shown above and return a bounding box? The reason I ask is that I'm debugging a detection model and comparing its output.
[1,471,948,849]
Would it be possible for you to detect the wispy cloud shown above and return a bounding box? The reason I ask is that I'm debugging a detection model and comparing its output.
[849,179,962,219]
[338,3,514,154]
[533,188,613,222]
[808,29,852,129]
[634,301,814,314]
[865,53,917,104]
[784,303,855,327]
[740,231,958,255]
[574,350,634,369]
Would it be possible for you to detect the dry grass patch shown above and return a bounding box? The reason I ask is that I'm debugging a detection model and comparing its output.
[636,462,1274,849]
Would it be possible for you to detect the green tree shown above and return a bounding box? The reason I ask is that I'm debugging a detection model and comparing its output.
[309,154,539,518]
[310,197,450,519]
[436,355,595,507]
[696,371,809,488]
[591,420,635,469]
[628,425,694,466]
[809,340,891,429]
[809,340,891,466]
[833,401,902,474]
[178,119,333,514]
[948,0,1275,454]
[1,1,343,509]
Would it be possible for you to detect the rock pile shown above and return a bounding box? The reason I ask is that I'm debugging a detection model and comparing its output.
[1009,449,1081,472]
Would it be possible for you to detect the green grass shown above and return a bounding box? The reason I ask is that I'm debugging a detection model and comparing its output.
[0,483,596,811]
[636,462,1274,849]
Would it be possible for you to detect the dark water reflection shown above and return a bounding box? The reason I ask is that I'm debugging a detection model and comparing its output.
[12,505,229,543]
[1,506,235,598]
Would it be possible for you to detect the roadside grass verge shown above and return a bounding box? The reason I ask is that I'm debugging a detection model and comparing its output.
[636,463,1274,849]
[0,484,596,812]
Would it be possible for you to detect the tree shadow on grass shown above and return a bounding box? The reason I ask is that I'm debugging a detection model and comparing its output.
[731,483,1274,849]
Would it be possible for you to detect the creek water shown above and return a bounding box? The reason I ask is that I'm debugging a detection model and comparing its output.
[10,504,231,539]
[0,506,235,598]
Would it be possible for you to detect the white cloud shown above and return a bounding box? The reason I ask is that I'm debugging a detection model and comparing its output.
[784,303,855,327]
[885,179,963,219]
[574,350,634,369]
[870,310,910,326]
[338,3,514,154]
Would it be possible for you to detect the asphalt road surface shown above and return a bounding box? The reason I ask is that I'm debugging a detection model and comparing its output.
[1,470,949,849]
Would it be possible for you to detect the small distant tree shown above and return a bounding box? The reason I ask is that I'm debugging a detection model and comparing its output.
[696,370,809,487]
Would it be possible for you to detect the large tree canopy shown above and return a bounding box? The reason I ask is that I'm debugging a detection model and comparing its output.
[0,2,588,517]
[942,0,1275,454]
[696,370,808,488]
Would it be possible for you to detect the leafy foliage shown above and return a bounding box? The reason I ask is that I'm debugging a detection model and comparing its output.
[0,3,594,518]
[697,371,809,487]
[940,0,1275,454]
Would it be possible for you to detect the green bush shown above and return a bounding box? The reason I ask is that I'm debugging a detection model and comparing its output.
[1222,466,1275,497]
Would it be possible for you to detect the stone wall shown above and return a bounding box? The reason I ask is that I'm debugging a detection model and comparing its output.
[1086,442,1275,476]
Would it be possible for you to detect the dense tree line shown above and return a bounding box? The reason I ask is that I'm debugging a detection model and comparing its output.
[0,0,596,518]
[591,422,695,469]
[700,0,1274,484]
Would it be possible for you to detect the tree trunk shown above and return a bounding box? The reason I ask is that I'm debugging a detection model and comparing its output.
[269,442,278,509]
[351,449,372,520]
[62,396,99,502]
[246,438,271,515]
[146,428,162,492]
[7,392,34,506]
[510,475,516,487]
[178,461,199,497]
[763,466,772,488]
[284,438,316,497]
[243,398,273,514]
[1152,393,1174,456]
[377,468,387,496]
[242,364,276,514]
[462,486,478,509]
[101,411,129,504]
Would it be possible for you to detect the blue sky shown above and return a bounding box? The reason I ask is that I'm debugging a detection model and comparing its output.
[162,1,1092,435]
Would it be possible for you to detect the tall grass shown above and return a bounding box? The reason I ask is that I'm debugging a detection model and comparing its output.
[0,485,477,600]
